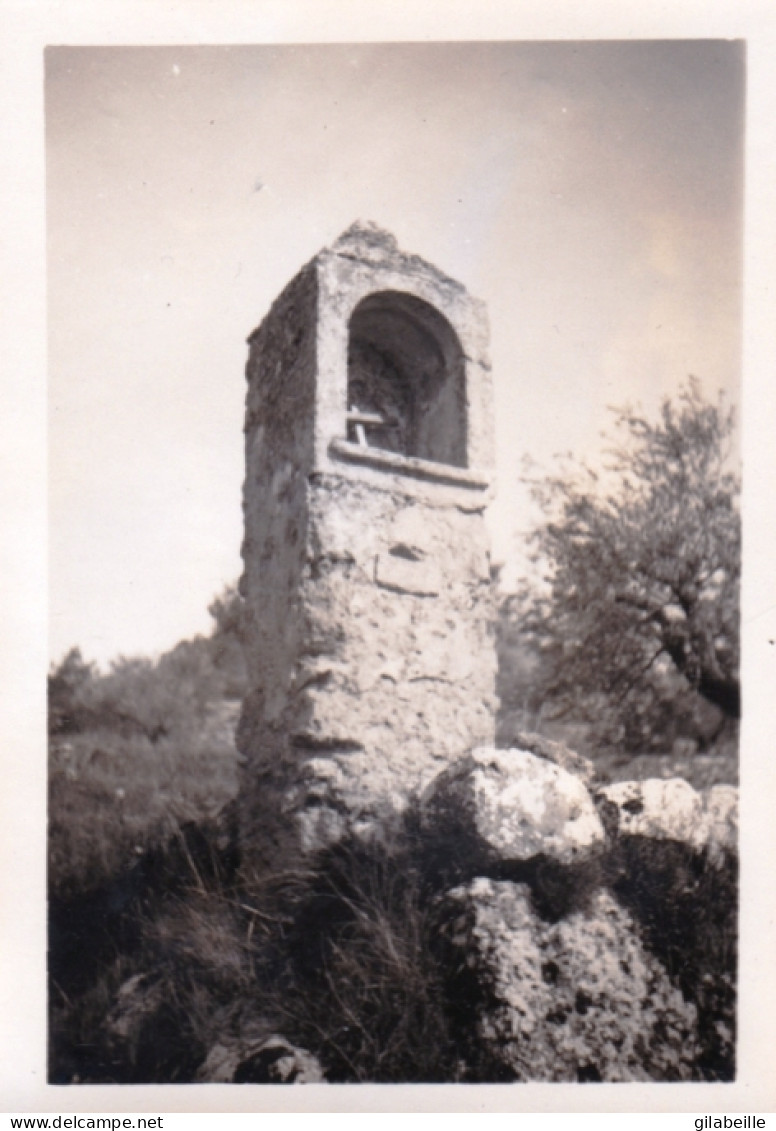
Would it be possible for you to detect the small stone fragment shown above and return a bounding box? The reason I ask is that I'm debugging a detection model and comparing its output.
[199,1034,326,1084]
[233,1035,326,1083]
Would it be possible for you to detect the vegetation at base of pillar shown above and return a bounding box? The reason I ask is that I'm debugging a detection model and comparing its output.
[503,379,740,753]
[47,801,737,1084]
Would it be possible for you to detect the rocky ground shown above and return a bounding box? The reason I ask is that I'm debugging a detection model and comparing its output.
[49,732,738,1084]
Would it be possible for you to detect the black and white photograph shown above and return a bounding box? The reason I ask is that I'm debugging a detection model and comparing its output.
[44,37,744,1087]
[3,1,776,1115]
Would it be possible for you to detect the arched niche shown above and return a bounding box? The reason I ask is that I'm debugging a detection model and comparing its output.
[346,290,467,468]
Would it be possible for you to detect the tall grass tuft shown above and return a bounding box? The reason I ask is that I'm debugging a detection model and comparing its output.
[260,834,463,1082]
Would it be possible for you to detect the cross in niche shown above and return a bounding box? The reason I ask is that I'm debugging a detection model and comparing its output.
[347,405,388,447]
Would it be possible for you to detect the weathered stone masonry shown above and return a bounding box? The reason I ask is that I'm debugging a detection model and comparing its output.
[237,222,498,869]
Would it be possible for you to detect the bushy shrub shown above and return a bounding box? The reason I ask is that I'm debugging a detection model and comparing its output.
[48,648,98,736]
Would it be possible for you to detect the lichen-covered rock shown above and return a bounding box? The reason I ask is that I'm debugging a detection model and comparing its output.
[598,778,703,843]
[597,778,738,861]
[436,878,699,1082]
[421,747,605,871]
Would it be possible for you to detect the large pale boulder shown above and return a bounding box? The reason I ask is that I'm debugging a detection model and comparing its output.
[421,747,605,871]
[435,877,699,1082]
[598,778,703,842]
[598,778,738,860]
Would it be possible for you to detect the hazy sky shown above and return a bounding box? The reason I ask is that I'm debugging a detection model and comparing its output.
[47,41,744,666]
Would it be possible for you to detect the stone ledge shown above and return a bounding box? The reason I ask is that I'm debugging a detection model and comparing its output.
[329,438,491,490]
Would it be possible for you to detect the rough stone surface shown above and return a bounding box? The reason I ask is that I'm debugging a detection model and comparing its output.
[598,778,738,859]
[196,1040,250,1084]
[101,974,171,1075]
[702,784,738,864]
[510,730,597,788]
[238,224,497,869]
[598,778,703,843]
[104,974,164,1048]
[436,878,699,1082]
[234,1037,325,1084]
[198,1034,326,1084]
[420,747,605,870]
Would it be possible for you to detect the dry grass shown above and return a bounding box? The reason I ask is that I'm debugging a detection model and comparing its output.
[48,801,738,1084]
[265,837,462,1082]
[49,822,462,1083]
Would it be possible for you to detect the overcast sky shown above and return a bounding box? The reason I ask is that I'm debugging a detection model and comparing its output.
[47,41,744,667]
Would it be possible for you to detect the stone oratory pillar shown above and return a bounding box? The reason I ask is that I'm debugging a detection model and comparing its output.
[238,221,496,870]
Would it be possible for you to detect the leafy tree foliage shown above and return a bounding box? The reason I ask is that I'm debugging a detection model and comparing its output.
[48,647,98,736]
[48,583,248,741]
[207,583,249,698]
[510,380,740,750]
